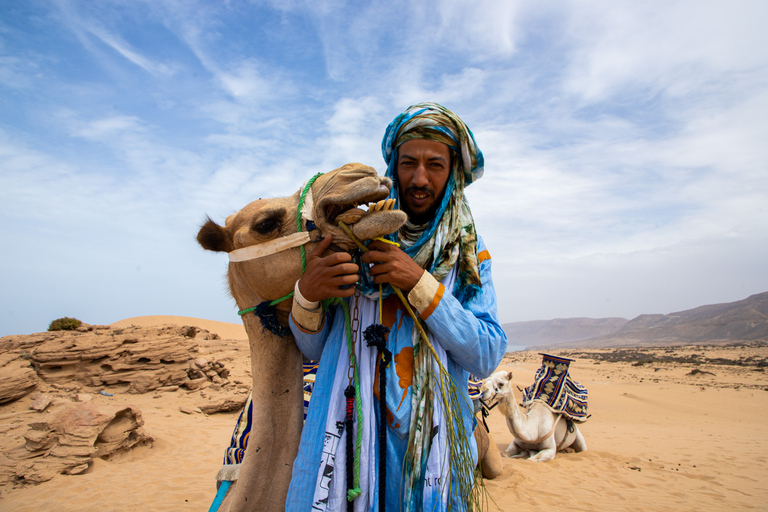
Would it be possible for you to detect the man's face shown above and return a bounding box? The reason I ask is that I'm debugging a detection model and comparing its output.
[396,139,451,225]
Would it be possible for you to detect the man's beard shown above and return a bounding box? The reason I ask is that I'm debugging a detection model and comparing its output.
[401,185,442,225]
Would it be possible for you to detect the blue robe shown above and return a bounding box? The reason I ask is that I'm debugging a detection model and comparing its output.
[286,236,507,511]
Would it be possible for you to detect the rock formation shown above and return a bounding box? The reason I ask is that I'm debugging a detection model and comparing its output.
[2,400,153,485]
[0,323,231,402]
[0,322,247,491]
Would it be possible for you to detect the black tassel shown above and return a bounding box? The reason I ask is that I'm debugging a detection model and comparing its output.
[363,323,389,350]
[253,301,291,337]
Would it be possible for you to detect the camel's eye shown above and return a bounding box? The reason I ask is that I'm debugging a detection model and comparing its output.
[253,217,280,235]
[251,208,286,235]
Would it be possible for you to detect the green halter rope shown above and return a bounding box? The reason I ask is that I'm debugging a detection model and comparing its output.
[237,172,323,316]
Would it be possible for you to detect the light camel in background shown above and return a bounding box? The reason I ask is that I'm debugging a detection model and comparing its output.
[197,163,406,512]
[482,371,587,462]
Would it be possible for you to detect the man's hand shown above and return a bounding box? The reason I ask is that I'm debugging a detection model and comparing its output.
[298,234,359,302]
[361,240,424,292]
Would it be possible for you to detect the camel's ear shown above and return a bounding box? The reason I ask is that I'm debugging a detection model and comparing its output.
[506,371,514,381]
[197,217,234,253]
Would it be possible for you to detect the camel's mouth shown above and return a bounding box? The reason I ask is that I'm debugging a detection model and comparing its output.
[315,184,407,249]
[324,198,397,226]
[318,183,392,225]
[481,388,497,403]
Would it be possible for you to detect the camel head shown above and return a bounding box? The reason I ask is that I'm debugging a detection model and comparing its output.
[481,370,514,402]
[196,162,407,324]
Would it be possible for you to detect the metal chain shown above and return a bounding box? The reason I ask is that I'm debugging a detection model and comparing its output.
[348,286,361,385]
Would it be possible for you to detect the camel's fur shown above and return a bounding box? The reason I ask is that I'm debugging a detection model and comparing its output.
[198,163,406,512]
[473,416,504,479]
[482,371,587,462]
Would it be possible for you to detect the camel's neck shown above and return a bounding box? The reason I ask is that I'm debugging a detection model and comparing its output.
[498,386,525,423]
[226,313,304,512]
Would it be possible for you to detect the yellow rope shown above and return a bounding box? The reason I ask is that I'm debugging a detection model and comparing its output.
[372,236,400,247]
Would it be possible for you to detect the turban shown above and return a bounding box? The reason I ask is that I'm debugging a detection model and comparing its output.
[382,102,484,188]
[376,102,485,300]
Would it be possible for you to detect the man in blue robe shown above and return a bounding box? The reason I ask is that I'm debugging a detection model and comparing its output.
[288,102,507,511]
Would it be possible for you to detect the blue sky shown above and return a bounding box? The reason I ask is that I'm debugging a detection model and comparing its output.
[2,0,767,337]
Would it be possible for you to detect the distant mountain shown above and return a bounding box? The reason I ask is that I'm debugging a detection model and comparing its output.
[502,317,628,348]
[537,291,768,349]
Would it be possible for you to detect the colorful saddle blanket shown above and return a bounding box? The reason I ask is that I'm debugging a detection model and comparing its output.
[521,353,589,423]
[223,362,318,466]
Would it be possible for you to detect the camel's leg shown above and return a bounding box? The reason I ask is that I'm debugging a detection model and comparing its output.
[505,440,528,458]
[527,436,557,462]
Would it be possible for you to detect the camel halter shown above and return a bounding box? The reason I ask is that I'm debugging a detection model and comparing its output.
[228,172,320,265]
[227,231,311,262]
[233,172,322,317]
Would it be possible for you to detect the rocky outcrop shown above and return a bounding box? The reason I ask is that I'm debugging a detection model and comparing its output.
[0,324,232,402]
[0,353,38,404]
[198,396,248,415]
[186,356,231,390]
[2,401,153,484]
[0,323,249,490]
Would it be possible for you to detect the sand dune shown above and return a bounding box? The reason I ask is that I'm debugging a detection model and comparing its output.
[1,317,766,511]
[110,315,248,340]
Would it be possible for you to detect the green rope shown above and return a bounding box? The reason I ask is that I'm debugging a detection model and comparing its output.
[323,296,364,501]
[237,291,295,316]
[298,172,323,273]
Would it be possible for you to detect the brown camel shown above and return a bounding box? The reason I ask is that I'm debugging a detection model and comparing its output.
[474,415,504,479]
[197,163,406,512]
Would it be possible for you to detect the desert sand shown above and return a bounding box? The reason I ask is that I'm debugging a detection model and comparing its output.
[1,315,766,511]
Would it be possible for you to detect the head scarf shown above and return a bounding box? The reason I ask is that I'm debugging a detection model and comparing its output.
[380,102,485,300]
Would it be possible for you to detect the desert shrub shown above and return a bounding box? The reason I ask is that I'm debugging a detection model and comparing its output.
[48,317,82,331]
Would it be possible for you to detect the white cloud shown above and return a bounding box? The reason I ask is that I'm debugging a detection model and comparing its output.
[561,0,768,102]
[218,60,267,99]
[319,97,387,169]
[85,23,175,76]
[71,115,148,140]
[144,1,297,107]
[392,67,488,108]
[53,0,175,77]
[434,0,523,56]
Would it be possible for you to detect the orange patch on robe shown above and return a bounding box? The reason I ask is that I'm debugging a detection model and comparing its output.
[394,347,414,410]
